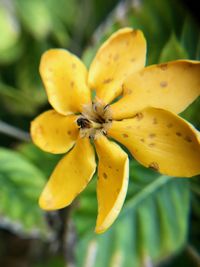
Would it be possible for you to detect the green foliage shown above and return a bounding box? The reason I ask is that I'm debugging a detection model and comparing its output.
[159,33,188,62]
[74,162,190,267]
[0,148,49,236]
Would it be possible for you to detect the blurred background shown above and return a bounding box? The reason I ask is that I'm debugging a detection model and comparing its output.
[0,0,200,266]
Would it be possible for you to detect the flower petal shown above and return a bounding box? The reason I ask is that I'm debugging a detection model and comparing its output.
[39,138,96,210]
[40,49,91,115]
[31,110,79,154]
[108,107,200,177]
[88,28,146,104]
[111,60,200,120]
[94,135,129,233]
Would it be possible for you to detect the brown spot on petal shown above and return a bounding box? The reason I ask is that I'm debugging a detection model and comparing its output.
[176,132,182,137]
[132,29,138,37]
[159,63,168,71]
[103,78,113,84]
[153,118,158,124]
[149,162,159,171]
[116,168,119,172]
[134,112,144,120]
[72,63,76,69]
[126,40,130,46]
[149,143,156,147]
[108,165,112,169]
[67,130,71,135]
[113,54,119,61]
[126,88,133,95]
[103,172,108,179]
[130,57,136,62]
[149,133,156,138]
[116,188,120,194]
[126,125,132,130]
[70,81,74,88]
[160,81,168,87]
[184,135,192,143]
[140,138,145,143]
[122,133,129,138]
[35,124,43,135]
[167,123,173,128]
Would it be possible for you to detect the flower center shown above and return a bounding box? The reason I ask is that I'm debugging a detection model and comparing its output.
[76,101,112,139]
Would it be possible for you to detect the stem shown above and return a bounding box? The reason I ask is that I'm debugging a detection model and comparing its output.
[0,120,30,142]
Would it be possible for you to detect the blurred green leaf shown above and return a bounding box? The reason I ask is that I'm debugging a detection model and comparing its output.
[0,148,49,237]
[18,143,60,178]
[74,161,190,267]
[159,33,188,62]
[0,82,43,115]
[15,0,52,39]
[181,16,200,60]
[0,4,22,64]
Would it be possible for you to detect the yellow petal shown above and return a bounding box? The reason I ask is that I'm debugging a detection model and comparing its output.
[94,135,129,233]
[108,107,200,177]
[111,60,200,120]
[40,49,91,115]
[31,110,78,154]
[39,138,96,210]
[88,28,146,104]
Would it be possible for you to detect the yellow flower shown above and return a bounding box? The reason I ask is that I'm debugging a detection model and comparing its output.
[31,28,200,234]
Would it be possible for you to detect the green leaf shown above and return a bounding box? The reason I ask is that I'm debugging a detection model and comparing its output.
[0,148,49,237]
[0,4,22,64]
[15,0,52,39]
[18,143,61,178]
[0,82,42,115]
[159,33,188,63]
[74,161,190,267]
[181,16,200,60]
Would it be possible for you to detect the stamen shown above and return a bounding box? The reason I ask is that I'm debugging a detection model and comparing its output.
[77,117,91,129]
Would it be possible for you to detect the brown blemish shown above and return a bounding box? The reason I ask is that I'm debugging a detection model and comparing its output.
[126,88,133,95]
[113,54,119,61]
[35,124,43,135]
[132,29,138,37]
[176,132,182,137]
[184,135,192,143]
[116,168,119,172]
[160,81,168,87]
[167,123,173,128]
[48,67,53,73]
[134,112,144,120]
[140,138,145,143]
[149,162,159,171]
[159,63,168,71]
[116,188,120,194]
[153,118,158,124]
[103,78,113,84]
[130,57,135,62]
[70,81,74,88]
[149,133,156,138]
[122,133,129,138]
[108,165,112,169]
[126,126,132,130]
[72,63,76,69]
[149,143,156,147]
[67,130,71,135]
[103,172,108,179]
[55,129,59,134]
